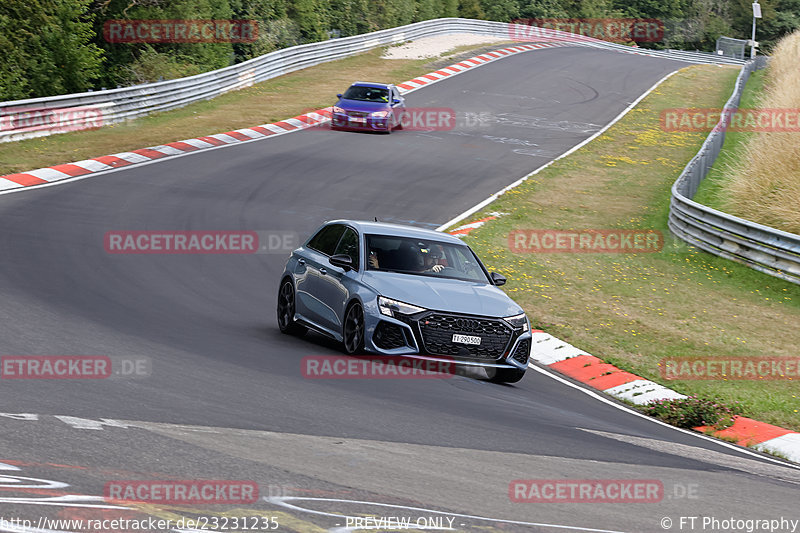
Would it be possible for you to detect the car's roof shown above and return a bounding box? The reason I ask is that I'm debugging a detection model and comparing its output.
[349,81,392,89]
[326,220,465,244]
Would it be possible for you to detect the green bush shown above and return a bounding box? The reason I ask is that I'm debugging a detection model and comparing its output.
[119,45,206,86]
[643,396,743,429]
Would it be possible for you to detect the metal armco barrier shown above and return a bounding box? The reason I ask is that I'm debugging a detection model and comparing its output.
[668,56,800,285]
[0,18,744,143]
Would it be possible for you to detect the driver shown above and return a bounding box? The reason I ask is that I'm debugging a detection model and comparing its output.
[368,243,444,273]
[419,245,445,273]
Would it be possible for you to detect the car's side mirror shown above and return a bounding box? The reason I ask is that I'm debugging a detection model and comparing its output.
[392,98,401,105]
[336,93,343,99]
[330,254,353,271]
[490,272,506,286]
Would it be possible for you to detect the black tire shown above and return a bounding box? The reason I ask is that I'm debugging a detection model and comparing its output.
[394,111,406,131]
[277,279,307,336]
[342,302,365,354]
[488,367,526,384]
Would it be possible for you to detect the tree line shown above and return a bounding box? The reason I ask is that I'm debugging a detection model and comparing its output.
[1,0,797,101]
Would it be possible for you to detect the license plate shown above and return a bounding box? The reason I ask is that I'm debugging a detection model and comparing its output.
[350,117,366,123]
[452,334,481,346]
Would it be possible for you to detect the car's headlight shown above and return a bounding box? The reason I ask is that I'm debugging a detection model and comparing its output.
[371,110,390,118]
[378,296,425,317]
[332,106,345,114]
[504,313,529,332]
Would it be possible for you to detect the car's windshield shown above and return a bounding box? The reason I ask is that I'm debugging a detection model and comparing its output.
[366,234,490,283]
[342,86,390,102]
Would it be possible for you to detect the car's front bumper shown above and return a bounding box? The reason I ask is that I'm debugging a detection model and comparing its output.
[331,113,391,131]
[364,309,531,370]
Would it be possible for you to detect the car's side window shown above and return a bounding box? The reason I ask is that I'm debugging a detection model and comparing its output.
[307,224,346,256]
[333,227,360,271]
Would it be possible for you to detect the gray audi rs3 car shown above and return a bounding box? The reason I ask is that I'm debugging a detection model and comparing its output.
[277,220,531,383]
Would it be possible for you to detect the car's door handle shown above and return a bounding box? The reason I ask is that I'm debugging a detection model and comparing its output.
[298,258,305,265]
[319,268,327,275]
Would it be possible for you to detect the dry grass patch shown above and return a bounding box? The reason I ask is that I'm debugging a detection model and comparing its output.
[725,30,800,233]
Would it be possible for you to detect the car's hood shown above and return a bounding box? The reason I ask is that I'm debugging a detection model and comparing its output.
[361,271,522,318]
[336,99,390,113]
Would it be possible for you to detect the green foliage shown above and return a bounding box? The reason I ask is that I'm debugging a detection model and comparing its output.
[92,0,235,88]
[441,0,460,17]
[366,0,416,29]
[287,0,328,40]
[328,0,371,35]
[0,0,103,99]
[230,0,295,59]
[415,0,444,22]
[119,44,206,85]
[458,0,486,19]
[518,0,570,18]
[613,0,689,21]
[480,0,520,21]
[1,0,797,100]
[643,396,744,429]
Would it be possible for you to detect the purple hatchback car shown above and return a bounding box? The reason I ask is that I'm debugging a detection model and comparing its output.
[331,82,407,133]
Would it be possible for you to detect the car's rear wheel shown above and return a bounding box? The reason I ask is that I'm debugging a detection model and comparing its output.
[342,302,365,354]
[277,280,306,336]
[488,367,526,384]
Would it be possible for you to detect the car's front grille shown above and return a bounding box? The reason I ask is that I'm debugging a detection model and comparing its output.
[511,338,530,365]
[374,321,408,350]
[418,313,512,360]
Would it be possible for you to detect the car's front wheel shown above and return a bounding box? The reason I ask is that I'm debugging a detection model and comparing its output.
[277,279,307,336]
[488,367,526,384]
[342,301,365,354]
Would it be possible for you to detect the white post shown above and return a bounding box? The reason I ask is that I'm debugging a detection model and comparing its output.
[751,2,762,58]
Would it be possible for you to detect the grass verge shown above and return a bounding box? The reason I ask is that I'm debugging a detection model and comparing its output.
[456,64,800,431]
[0,41,513,176]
